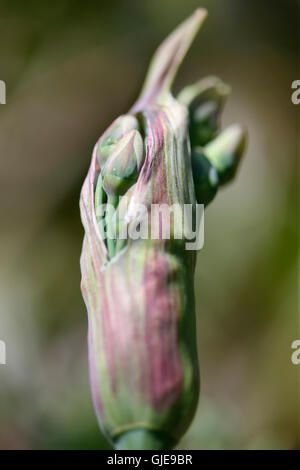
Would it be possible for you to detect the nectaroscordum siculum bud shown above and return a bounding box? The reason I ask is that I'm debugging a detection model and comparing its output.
[79,8,247,450]
[102,129,144,197]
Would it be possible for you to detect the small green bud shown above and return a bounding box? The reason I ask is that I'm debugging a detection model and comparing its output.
[192,148,219,205]
[102,129,144,196]
[80,9,246,451]
[97,115,140,167]
[178,77,230,147]
[190,101,219,146]
[178,76,230,146]
[204,124,247,185]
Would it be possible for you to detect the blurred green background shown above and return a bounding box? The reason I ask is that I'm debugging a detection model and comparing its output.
[0,0,298,450]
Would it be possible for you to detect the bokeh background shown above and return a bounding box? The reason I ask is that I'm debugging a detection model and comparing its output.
[0,0,298,449]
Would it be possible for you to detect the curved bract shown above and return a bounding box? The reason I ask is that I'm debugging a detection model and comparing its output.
[80,9,246,450]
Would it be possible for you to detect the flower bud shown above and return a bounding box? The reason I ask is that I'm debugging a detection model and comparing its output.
[102,129,144,197]
[80,8,246,450]
[178,76,230,146]
[96,115,140,168]
[191,101,219,145]
[204,124,247,185]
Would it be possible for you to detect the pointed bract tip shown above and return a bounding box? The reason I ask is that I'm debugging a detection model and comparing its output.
[194,7,208,21]
[133,8,208,110]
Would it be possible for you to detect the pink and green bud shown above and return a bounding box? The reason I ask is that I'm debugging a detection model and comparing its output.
[80,8,246,450]
[96,115,140,168]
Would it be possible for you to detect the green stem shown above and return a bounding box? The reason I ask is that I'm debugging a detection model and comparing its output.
[114,429,176,450]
